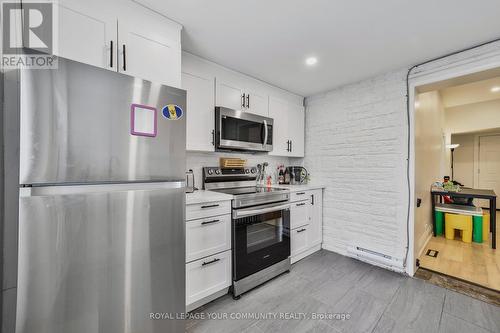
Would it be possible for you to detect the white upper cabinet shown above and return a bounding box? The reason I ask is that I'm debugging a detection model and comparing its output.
[288,103,305,157]
[216,75,269,116]
[57,0,116,70]
[245,87,269,117]
[268,97,290,156]
[182,52,303,153]
[118,2,181,87]
[55,0,182,87]
[183,53,216,152]
[182,72,215,151]
[216,77,245,111]
[269,97,305,157]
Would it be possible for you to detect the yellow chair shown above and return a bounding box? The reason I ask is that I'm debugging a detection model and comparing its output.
[483,212,490,242]
[445,213,472,243]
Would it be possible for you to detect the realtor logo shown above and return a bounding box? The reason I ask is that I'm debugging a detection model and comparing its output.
[1,1,58,69]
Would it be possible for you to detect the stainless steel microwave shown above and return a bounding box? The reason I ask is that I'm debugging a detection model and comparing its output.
[215,107,273,152]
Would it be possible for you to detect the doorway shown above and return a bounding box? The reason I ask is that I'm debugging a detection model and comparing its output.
[413,70,500,291]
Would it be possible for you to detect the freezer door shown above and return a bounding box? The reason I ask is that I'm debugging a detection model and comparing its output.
[16,183,185,333]
[19,58,186,185]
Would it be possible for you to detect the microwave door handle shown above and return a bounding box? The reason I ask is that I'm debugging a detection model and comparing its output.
[233,203,290,219]
[263,120,268,146]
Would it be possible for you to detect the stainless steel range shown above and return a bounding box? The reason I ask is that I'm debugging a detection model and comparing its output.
[203,167,291,298]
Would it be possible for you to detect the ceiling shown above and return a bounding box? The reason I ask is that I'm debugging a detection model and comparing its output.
[440,76,500,108]
[136,0,500,97]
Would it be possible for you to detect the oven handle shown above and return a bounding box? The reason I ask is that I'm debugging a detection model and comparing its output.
[233,202,290,219]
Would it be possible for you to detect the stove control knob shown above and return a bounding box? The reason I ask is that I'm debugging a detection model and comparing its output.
[207,169,213,175]
[245,169,250,174]
[215,169,221,175]
[251,168,256,174]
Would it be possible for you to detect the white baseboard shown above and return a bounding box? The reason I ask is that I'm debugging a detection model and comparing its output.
[416,228,433,260]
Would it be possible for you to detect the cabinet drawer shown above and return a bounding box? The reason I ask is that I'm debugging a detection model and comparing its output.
[290,200,311,229]
[186,201,231,220]
[290,190,312,203]
[290,225,309,257]
[186,214,231,263]
[186,250,231,306]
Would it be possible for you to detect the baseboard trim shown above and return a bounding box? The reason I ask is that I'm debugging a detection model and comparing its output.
[416,230,433,260]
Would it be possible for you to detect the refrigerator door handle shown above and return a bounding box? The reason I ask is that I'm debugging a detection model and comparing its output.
[19,181,185,197]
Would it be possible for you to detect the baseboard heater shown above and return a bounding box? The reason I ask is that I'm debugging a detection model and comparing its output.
[347,246,404,272]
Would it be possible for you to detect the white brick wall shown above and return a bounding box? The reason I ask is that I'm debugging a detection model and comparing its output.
[302,39,500,264]
[303,70,409,259]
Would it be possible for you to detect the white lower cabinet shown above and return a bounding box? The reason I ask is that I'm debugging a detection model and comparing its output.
[290,200,311,229]
[186,215,231,263]
[289,189,323,263]
[185,199,232,311]
[186,250,232,307]
[309,189,323,246]
[186,200,231,220]
[291,225,309,257]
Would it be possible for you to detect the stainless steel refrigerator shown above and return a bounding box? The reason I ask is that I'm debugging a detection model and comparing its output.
[1,58,186,333]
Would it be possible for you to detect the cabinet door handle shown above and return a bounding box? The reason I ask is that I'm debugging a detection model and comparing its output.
[110,40,114,68]
[311,194,314,205]
[201,258,220,266]
[297,228,306,233]
[290,140,293,152]
[246,94,250,108]
[296,202,306,207]
[211,129,215,146]
[122,44,126,71]
[296,192,306,195]
[201,219,220,225]
[201,204,219,209]
[286,140,290,152]
[241,94,246,108]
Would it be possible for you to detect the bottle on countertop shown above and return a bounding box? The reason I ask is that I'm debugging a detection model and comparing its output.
[278,165,285,184]
[284,167,290,184]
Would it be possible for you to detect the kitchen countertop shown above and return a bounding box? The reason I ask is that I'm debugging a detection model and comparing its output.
[186,190,233,205]
[186,184,325,205]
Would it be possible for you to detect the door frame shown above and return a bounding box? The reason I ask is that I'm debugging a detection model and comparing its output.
[407,45,500,276]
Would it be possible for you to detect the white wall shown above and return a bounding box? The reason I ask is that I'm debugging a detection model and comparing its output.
[414,91,446,256]
[304,70,409,259]
[445,99,500,134]
[186,152,292,189]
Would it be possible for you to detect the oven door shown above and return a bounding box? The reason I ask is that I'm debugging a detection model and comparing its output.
[216,107,273,152]
[233,202,290,281]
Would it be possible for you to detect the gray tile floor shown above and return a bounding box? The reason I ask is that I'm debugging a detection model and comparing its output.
[186,250,500,333]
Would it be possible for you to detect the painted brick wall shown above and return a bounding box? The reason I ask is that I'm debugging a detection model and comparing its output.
[303,70,409,259]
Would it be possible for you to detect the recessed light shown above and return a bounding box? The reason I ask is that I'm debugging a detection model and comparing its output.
[305,57,317,66]
[491,86,500,93]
